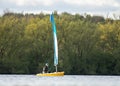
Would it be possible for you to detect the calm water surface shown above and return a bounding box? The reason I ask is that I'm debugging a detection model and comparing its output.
[0,75,120,86]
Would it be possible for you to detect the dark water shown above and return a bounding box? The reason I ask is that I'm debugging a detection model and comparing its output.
[0,75,120,86]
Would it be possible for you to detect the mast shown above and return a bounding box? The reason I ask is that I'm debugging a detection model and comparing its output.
[50,13,58,72]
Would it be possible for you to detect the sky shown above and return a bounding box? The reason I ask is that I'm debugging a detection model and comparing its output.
[0,0,120,18]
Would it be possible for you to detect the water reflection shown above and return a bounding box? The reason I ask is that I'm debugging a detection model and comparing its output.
[0,75,120,86]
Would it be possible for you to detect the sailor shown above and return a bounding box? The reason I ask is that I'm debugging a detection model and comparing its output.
[42,63,48,73]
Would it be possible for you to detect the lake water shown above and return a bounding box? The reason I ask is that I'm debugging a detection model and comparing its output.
[0,75,120,86]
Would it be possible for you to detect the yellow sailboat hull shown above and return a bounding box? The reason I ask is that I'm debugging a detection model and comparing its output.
[36,72,64,76]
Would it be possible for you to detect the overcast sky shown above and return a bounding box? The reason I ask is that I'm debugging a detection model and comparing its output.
[0,0,120,18]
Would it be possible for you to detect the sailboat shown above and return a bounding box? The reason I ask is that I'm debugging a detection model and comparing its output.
[36,13,64,76]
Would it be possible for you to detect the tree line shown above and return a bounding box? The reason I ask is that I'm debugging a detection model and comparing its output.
[0,11,120,75]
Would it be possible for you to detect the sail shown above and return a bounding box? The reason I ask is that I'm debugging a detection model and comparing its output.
[50,13,58,66]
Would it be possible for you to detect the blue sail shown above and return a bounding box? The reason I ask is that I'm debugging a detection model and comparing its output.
[50,13,58,66]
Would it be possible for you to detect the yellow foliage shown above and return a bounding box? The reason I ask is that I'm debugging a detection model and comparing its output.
[100,35,106,40]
